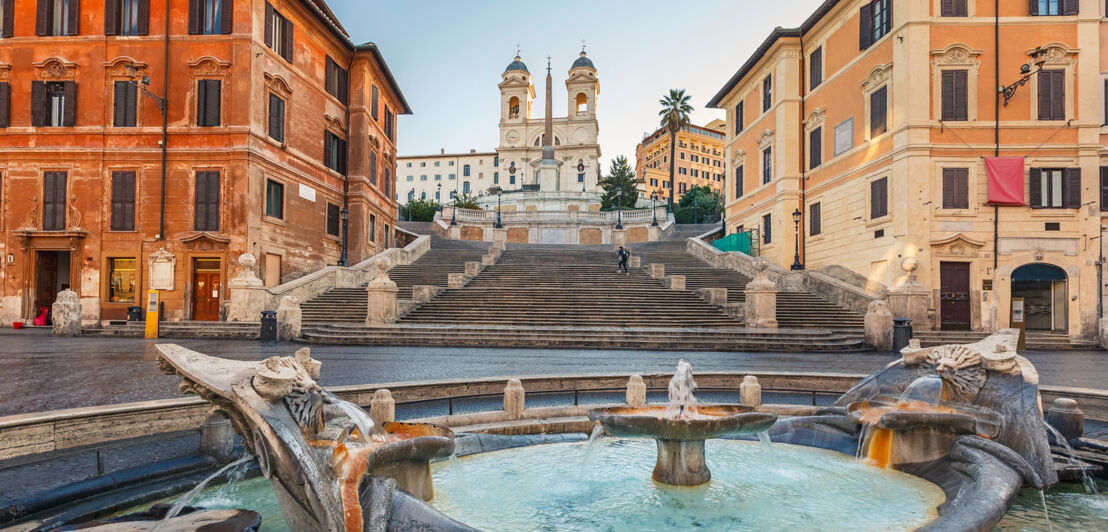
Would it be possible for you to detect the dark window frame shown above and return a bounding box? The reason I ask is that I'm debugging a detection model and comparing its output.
[1037,69,1066,121]
[859,0,891,50]
[1029,167,1080,209]
[265,179,284,220]
[941,69,969,121]
[187,0,231,35]
[940,0,968,16]
[809,202,821,236]
[941,167,970,209]
[734,100,744,134]
[809,127,822,169]
[196,78,221,127]
[326,202,340,237]
[324,131,348,174]
[762,213,772,245]
[110,170,136,231]
[193,170,220,231]
[1,0,13,38]
[870,85,888,137]
[870,176,888,219]
[761,146,772,184]
[42,171,67,230]
[113,80,138,127]
[809,46,823,90]
[762,75,772,112]
[37,0,80,37]
[267,91,285,143]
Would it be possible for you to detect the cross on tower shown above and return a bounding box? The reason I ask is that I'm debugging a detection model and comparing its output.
[546,56,551,74]
[581,39,586,53]
[514,43,520,56]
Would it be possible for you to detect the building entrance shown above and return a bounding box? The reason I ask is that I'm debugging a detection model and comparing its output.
[192,258,222,321]
[33,250,71,318]
[1011,263,1067,332]
[939,262,971,330]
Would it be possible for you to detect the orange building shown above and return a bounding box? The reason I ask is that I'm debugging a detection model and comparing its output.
[634,119,726,202]
[709,0,1107,342]
[0,0,409,324]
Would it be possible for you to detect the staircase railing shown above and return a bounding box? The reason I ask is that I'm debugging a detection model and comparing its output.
[443,206,667,224]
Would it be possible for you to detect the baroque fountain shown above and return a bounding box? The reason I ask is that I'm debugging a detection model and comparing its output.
[76,328,1102,531]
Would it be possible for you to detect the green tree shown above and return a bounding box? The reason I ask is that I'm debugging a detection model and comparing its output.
[675,185,723,224]
[399,198,440,222]
[599,155,640,211]
[453,193,483,210]
[658,88,693,211]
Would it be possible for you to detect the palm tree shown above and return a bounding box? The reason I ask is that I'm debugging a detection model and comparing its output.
[658,89,693,211]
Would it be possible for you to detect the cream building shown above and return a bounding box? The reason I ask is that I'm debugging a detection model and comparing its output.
[397,150,500,204]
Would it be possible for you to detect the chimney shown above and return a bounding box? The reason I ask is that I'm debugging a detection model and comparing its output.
[441,148,445,154]
[470,149,476,153]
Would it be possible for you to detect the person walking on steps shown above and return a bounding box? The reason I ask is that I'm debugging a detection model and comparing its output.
[617,246,630,275]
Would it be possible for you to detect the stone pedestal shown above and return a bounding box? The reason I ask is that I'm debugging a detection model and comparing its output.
[887,257,932,331]
[626,375,646,407]
[864,299,894,351]
[412,285,438,303]
[465,261,481,276]
[504,379,525,419]
[665,275,686,291]
[199,413,237,463]
[744,258,778,328]
[612,229,626,250]
[371,389,396,423]
[365,258,399,324]
[696,288,727,306]
[537,160,559,192]
[51,289,81,337]
[1099,317,1108,350]
[276,296,302,341]
[227,253,266,322]
[648,263,665,279]
[493,229,507,245]
[448,273,466,289]
[481,254,496,266]
[654,439,710,486]
[628,256,641,268]
[740,376,762,407]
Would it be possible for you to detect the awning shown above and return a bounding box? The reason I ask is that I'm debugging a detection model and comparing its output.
[985,157,1025,206]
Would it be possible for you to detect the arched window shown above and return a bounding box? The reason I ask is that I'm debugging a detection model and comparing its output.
[463,164,471,177]
[1011,263,1068,332]
[508,96,520,119]
[576,93,588,114]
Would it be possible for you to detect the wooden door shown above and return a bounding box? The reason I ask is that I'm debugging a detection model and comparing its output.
[192,259,221,321]
[940,262,971,330]
[34,251,58,313]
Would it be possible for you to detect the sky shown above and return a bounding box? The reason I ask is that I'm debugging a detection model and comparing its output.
[326,0,825,170]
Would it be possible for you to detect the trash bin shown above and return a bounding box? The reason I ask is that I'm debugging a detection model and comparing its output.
[892,318,913,353]
[260,310,278,342]
[127,306,144,322]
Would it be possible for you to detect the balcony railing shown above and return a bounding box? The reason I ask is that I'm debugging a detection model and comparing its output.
[449,207,666,225]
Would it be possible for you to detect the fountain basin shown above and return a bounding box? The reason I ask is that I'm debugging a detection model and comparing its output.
[365,421,455,501]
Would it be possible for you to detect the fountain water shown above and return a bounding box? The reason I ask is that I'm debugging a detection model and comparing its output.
[580,422,606,478]
[666,359,697,417]
[1044,421,1099,495]
[154,455,254,528]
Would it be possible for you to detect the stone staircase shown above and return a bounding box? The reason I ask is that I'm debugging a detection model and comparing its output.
[912,330,1098,350]
[631,238,865,331]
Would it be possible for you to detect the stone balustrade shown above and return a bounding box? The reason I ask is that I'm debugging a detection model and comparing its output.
[448,206,666,225]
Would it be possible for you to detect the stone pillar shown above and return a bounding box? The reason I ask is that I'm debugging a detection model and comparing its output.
[370,389,396,423]
[612,229,626,250]
[412,285,438,303]
[199,413,236,463]
[493,228,507,245]
[276,296,302,341]
[365,258,399,324]
[665,275,686,291]
[864,299,894,351]
[740,376,762,407]
[448,273,466,289]
[648,263,665,279]
[481,254,496,266]
[744,258,779,328]
[504,379,525,420]
[626,375,646,407]
[887,257,932,331]
[696,288,727,306]
[465,261,481,276]
[51,289,81,336]
[227,253,267,322]
[628,256,641,268]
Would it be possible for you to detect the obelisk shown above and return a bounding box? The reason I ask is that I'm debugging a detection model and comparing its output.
[537,57,559,191]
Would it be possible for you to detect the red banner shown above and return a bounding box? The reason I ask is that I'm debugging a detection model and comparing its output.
[985,157,1025,206]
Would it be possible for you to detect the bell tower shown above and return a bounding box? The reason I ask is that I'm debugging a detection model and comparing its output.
[499,54,534,124]
[566,50,598,121]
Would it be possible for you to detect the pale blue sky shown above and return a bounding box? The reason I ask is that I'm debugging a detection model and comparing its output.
[327,0,824,169]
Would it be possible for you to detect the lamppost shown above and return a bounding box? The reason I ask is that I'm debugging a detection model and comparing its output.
[650,192,658,226]
[126,65,167,240]
[338,207,349,266]
[790,208,804,271]
[615,185,624,230]
[406,190,414,221]
[496,190,503,228]
[1000,47,1047,107]
[436,183,442,212]
[450,186,458,226]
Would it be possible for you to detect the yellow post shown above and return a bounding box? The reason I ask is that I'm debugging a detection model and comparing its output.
[144,289,160,339]
[1011,297,1026,351]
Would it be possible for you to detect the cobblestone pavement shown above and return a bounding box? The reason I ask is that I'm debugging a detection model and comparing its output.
[0,329,1103,417]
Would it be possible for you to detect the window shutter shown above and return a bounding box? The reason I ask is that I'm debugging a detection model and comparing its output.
[62,81,77,126]
[194,173,206,230]
[187,0,200,34]
[810,47,822,90]
[1063,168,1081,208]
[859,2,873,50]
[953,70,968,120]
[113,81,126,126]
[207,173,219,230]
[44,172,67,230]
[31,81,45,126]
[1028,0,1039,15]
[36,0,48,36]
[0,82,9,128]
[67,0,79,35]
[810,203,821,235]
[111,172,123,231]
[199,79,220,126]
[369,150,377,185]
[955,168,969,209]
[1061,0,1078,15]
[105,0,118,35]
[124,172,135,230]
[2,0,14,37]
[1029,168,1042,208]
[1051,70,1064,120]
[942,169,956,208]
[871,178,887,218]
[268,94,283,142]
[325,57,334,96]
[43,173,56,229]
[1104,79,1108,125]
[940,0,953,16]
[870,87,887,136]
[809,127,821,169]
[324,132,333,170]
[125,81,137,126]
[264,2,273,47]
[1100,167,1108,211]
[1038,71,1054,119]
[281,18,293,62]
[220,0,232,34]
[137,0,149,35]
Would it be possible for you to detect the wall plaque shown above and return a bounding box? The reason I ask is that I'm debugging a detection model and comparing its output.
[148,248,176,291]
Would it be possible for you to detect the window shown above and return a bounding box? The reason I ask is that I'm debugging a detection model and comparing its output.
[463,181,471,194]
[680,152,685,160]
[463,164,471,177]
[834,117,853,155]
[762,147,772,184]
[435,174,442,181]
[1104,79,1108,125]
[809,127,822,169]
[941,70,968,121]
[31,81,75,127]
[510,174,515,185]
[809,202,821,236]
[324,131,347,173]
[762,75,772,112]
[369,151,378,186]
[859,0,891,50]
[371,85,379,120]
[194,171,219,231]
[196,79,221,127]
[0,82,9,128]
[420,175,427,181]
[1030,168,1080,208]
[679,167,687,175]
[384,105,394,141]
[1100,167,1108,211]
[942,168,969,209]
[369,214,376,242]
[264,2,293,62]
[384,168,390,198]
[324,57,349,105]
[940,0,968,16]
[42,171,66,230]
[1037,70,1065,121]
[113,81,138,127]
[493,156,499,167]
[267,92,284,142]
[110,171,136,231]
[188,0,231,35]
[1,0,12,38]
[870,177,888,219]
[326,203,340,237]
[493,172,499,184]
[37,0,78,36]
[265,179,284,219]
[679,182,687,193]
[762,214,772,244]
[108,258,137,303]
[809,46,823,90]
[870,86,887,137]
[107,0,148,36]
[577,173,584,183]
[1030,0,1078,15]
[406,175,413,181]
[420,162,425,167]
[735,164,744,198]
[447,174,453,180]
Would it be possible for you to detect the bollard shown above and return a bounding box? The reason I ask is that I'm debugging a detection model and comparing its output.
[199,413,237,463]
[504,379,525,419]
[626,375,646,407]
[259,310,278,342]
[740,376,762,407]
[1045,398,1084,443]
[371,389,396,423]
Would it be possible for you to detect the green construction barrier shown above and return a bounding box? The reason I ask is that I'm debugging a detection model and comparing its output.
[712,232,753,255]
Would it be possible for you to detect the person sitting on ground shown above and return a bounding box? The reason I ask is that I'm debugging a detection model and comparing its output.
[617,246,630,275]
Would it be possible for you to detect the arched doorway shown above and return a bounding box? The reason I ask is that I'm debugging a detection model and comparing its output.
[1011,263,1067,332]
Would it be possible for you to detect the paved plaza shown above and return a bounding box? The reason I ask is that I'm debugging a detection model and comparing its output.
[0,329,1103,418]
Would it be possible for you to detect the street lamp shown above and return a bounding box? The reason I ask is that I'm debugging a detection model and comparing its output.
[1001,47,1048,107]
[450,185,458,226]
[790,208,803,271]
[338,207,349,266]
[615,185,624,230]
[125,64,168,240]
[436,183,442,210]
[650,192,658,226]
[406,190,414,221]
[496,190,503,228]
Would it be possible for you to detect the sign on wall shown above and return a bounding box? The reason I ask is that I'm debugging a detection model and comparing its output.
[299,184,317,202]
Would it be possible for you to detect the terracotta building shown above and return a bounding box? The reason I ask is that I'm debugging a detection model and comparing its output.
[0,0,409,324]
[709,0,1107,342]
[634,119,727,202]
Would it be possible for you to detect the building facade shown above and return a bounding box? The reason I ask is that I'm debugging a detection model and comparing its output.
[709,0,1107,340]
[634,119,727,201]
[397,150,499,204]
[0,0,409,324]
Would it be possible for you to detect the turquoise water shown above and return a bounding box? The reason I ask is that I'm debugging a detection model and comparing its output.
[994,479,1107,531]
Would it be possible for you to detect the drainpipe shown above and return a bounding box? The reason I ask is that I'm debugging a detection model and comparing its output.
[992,0,999,270]
[158,0,169,240]
[798,34,806,270]
[339,56,353,266]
